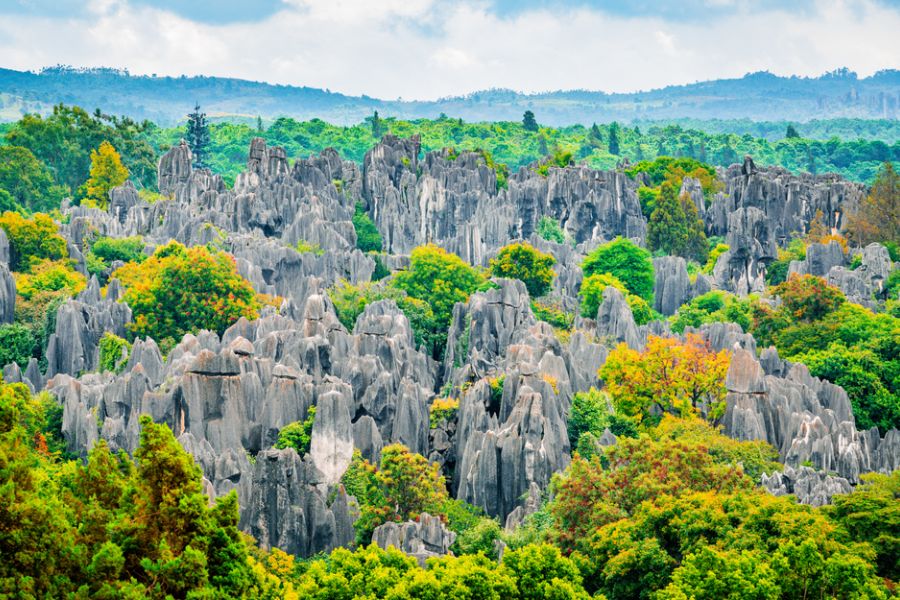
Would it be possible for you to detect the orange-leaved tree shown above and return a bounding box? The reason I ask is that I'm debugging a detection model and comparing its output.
[114,241,265,349]
[599,333,731,425]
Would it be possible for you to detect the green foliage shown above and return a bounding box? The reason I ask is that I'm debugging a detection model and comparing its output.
[0,211,68,272]
[751,277,900,431]
[503,543,590,600]
[6,104,157,194]
[703,241,729,273]
[0,145,65,213]
[536,148,574,176]
[646,182,709,263]
[581,237,654,303]
[522,110,538,132]
[352,202,383,253]
[490,242,556,298]
[537,215,565,244]
[114,241,263,345]
[429,396,459,428]
[626,155,720,196]
[827,471,900,582]
[14,258,86,301]
[670,290,754,333]
[294,239,324,255]
[328,279,438,350]
[578,272,653,325]
[846,161,899,247]
[567,387,610,448]
[0,381,261,597]
[0,324,35,369]
[392,244,485,358]
[86,235,145,279]
[766,237,806,285]
[342,444,447,544]
[531,299,574,330]
[274,406,317,456]
[98,332,131,374]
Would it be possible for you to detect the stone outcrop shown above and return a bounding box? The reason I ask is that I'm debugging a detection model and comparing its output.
[18,135,894,563]
[372,513,456,565]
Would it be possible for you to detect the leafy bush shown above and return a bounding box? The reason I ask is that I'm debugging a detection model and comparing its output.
[429,397,459,428]
[581,237,654,303]
[670,290,753,333]
[567,387,610,448]
[98,332,131,374]
[766,237,806,285]
[80,141,129,209]
[773,274,845,322]
[0,145,65,213]
[531,299,574,330]
[0,211,67,272]
[537,216,565,244]
[114,241,263,345]
[489,242,555,297]
[579,273,627,318]
[352,203,383,252]
[15,259,86,301]
[274,406,317,456]
[295,239,324,255]
[703,241,729,273]
[0,323,35,368]
[328,279,438,350]
[86,235,145,279]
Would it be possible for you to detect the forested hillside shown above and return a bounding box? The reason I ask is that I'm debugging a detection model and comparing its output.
[2,66,900,124]
[0,101,898,599]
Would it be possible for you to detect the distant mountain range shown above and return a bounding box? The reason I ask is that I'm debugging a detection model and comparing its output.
[1,66,899,126]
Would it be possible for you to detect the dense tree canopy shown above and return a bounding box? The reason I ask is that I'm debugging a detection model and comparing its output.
[490,242,556,298]
[582,237,655,304]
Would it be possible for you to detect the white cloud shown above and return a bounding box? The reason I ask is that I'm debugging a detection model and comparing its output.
[0,0,897,100]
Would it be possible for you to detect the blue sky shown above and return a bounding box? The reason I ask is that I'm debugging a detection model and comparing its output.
[1,0,898,99]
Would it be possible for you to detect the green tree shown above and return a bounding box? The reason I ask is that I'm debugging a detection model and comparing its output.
[581,237,654,303]
[490,242,556,298]
[0,146,65,213]
[786,124,801,138]
[647,182,709,262]
[186,103,211,169]
[82,141,129,209]
[608,121,621,155]
[523,110,539,132]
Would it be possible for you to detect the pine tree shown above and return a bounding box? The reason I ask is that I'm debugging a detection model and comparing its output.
[523,110,538,132]
[680,192,709,264]
[186,103,210,169]
[256,115,264,133]
[83,141,129,209]
[371,110,385,139]
[608,122,621,155]
[785,124,800,139]
[589,123,603,144]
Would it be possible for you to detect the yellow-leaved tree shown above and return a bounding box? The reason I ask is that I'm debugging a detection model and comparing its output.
[83,141,129,209]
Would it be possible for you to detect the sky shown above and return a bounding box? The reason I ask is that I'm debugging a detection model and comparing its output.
[0,0,898,100]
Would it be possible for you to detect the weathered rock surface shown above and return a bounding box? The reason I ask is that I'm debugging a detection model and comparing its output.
[372,513,456,565]
[761,465,852,507]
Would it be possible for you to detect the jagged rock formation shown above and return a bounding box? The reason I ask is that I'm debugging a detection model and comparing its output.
[3,135,895,561]
[761,465,852,507]
[372,513,456,565]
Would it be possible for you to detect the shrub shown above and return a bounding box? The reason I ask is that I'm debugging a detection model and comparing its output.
[352,203,383,253]
[537,216,565,244]
[0,323,35,368]
[429,397,459,428]
[773,274,845,322]
[15,259,86,301]
[81,141,129,209]
[274,406,317,456]
[98,332,131,374]
[114,241,263,344]
[581,237,654,303]
[0,211,67,272]
[703,242,729,274]
[295,239,324,255]
[567,387,610,448]
[670,290,753,333]
[531,299,574,330]
[489,242,556,298]
[579,273,628,318]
